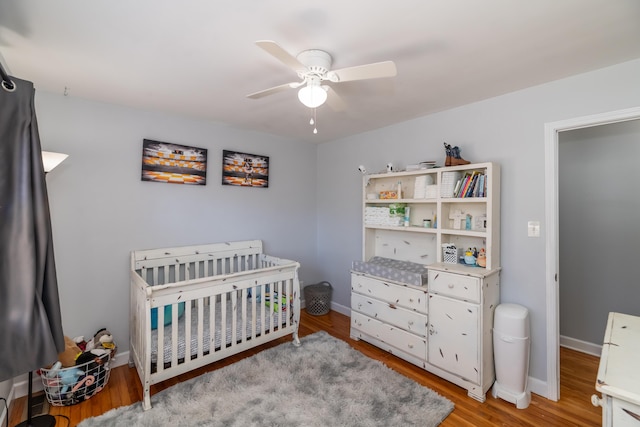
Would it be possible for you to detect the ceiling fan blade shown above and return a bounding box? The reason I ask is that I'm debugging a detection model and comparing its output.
[324,86,347,112]
[328,60,397,83]
[246,81,301,99]
[255,40,307,73]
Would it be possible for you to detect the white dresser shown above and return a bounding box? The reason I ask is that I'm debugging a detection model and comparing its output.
[350,263,500,402]
[592,312,640,426]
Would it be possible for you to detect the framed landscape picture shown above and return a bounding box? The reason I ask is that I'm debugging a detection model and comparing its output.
[222,150,269,188]
[141,139,207,185]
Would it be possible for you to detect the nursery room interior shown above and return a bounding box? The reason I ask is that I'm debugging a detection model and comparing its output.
[1,1,640,426]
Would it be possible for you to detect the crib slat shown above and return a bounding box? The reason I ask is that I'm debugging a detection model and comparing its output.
[286,279,291,328]
[250,284,257,340]
[240,288,247,344]
[157,305,165,373]
[171,302,179,367]
[231,291,238,346]
[210,295,216,352]
[184,300,191,363]
[219,294,226,351]
[197,298,204,359]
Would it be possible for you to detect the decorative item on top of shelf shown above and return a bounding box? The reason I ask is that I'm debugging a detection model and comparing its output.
[406,161,437,171]
[358,165,367,174]
[443,142,471,167]
[386,163,394,172]
[442,243,459,264]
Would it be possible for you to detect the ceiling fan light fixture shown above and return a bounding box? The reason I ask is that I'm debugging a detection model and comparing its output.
[297,85,327,109]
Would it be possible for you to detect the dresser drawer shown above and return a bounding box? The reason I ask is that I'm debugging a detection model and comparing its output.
[428,270,480,303]
[352,293,427,337]
[610,396,640,426]
[351,273,427,314]
[352,311,427,360]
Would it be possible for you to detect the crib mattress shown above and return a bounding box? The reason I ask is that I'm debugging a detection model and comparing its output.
[150,298,288,365]
[352,256,428,286]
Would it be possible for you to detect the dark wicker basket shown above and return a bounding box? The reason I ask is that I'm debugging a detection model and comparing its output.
[303,281,332,316]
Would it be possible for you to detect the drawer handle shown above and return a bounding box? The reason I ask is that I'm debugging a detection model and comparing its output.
[358,303,362,309]
[448,284,454,289]
[590,394,602,408]
[408,344,414,349]
[408,321,414,326]
[409,298,414,302]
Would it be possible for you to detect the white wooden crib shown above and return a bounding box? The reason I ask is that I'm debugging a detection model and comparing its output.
[129,240,300,410]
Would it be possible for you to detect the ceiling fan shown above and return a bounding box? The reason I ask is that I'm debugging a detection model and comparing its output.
[247,40,397,111]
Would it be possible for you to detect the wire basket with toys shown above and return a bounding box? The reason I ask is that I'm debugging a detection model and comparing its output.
[39,328,116,406]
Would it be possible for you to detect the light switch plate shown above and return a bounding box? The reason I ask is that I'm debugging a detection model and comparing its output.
[528,221,540,237]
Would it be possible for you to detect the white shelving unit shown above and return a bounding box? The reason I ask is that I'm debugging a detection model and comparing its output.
[361,162,500,270]
[352,162,501,402]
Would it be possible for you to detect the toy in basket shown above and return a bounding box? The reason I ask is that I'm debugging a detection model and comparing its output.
[40,331,116,406]
[41,353,111,406]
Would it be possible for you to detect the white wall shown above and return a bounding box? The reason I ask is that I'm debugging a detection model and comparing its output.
[559,120,640,344]
[316,58,640,386]
[35,93,320,352]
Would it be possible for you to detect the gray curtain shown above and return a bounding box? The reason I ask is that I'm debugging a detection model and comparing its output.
[0,76,65,382]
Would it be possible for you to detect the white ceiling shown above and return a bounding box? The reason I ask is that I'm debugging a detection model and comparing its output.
[1,1,639,143]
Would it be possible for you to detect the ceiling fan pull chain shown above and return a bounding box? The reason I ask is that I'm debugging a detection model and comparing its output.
[313,108,318,134]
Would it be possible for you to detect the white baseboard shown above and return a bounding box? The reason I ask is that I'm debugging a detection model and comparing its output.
[560,335,602,357]
[527,376,549,399]
[330,301,350,316]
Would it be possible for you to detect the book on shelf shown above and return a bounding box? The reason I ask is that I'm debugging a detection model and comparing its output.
[465,173,479,197]
[452,170,488,198]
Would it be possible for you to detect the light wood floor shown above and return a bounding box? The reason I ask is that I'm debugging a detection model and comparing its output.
[9,310,602,426]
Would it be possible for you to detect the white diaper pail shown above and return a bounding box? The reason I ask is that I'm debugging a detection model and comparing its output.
[492,303,531,409]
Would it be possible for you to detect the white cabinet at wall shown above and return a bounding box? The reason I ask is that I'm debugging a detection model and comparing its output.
[351,162,501,402]
[592,312,640,426]
[427,265,500,401]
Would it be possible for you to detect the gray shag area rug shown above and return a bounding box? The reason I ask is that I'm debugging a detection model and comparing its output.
[78,331,454,427]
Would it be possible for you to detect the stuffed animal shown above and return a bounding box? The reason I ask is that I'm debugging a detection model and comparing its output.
[464,248,477,266]
[86,328,115,352]
[58,336,83,368]
[477,248,487,268]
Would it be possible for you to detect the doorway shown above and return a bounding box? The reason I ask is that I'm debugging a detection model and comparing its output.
[544,106,640,401]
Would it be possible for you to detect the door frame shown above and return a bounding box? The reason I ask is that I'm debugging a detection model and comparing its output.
[544,106,640,401]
